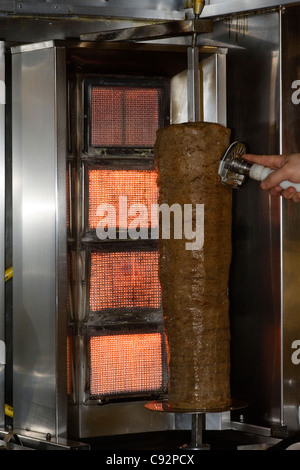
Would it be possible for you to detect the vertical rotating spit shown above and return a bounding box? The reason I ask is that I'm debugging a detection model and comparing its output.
[146,1,230,451]
[145,401,212,450]
[145,399,247,450]
[187,0,205,122]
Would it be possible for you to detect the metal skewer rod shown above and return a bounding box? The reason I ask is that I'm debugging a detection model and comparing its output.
[187,44,200,122]
[187,1,205,122]
[191,413,204,447]
[191,413,211,449]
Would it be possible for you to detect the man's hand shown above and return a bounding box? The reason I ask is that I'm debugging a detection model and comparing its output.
[244,153,300,202]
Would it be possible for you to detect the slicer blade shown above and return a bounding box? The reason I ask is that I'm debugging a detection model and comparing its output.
[218,141,248,188]
[219,142,300,192]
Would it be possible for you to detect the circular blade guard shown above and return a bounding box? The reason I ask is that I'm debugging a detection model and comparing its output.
[218,141,247,188]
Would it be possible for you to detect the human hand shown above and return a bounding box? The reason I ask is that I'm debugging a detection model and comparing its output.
[243,153,300,202]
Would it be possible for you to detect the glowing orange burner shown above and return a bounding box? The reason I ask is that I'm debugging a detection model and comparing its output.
[90,333,165,395]
[90,251,161,311]
[88,169,158,230]
[90,86,162,147]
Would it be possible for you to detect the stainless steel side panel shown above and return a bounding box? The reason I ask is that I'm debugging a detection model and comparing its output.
[0,41,5,431]
[208,11,283,429]
[0,0,184,19]
[202,0,299,17]
[12,42,67,438]
[69,401,175,439]
[210,7,300,435]
[281,5,300,434]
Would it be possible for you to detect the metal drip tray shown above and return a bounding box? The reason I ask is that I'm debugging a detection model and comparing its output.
[145,399,248,414]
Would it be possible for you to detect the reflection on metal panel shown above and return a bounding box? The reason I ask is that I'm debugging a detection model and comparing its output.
[201,53,227,126]
[202,0,300,17]
[0,0,185,19]
[0,41,4,431]
[171,49,227,125]
[281,5,300,434]
[12,44,67,437]
[214,8,300,435]
[223,11,282,430]
[80,19,213,42]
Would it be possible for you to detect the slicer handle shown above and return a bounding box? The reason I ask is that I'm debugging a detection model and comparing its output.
[249,163,300,192]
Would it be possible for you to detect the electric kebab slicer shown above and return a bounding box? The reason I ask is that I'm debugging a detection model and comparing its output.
[218,141,300,191]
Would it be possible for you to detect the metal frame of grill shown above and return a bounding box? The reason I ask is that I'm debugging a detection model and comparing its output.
[84,164,159,239]
[11,39,228,441]
[69,73,171,407]
[85,327,168,404]
[83,77,169,157]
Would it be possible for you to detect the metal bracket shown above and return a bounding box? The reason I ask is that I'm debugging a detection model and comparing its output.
[80,19,213,42]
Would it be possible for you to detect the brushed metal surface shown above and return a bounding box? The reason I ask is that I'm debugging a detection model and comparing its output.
[280,4,300,434]
[202,0,300,17]
[216,10,283,430]
[171,48,227,126]
[0,41,5,431]
[80,19,213,42]
[216,6,300,435]
[12,43,67,438]
[0,0,185,19]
